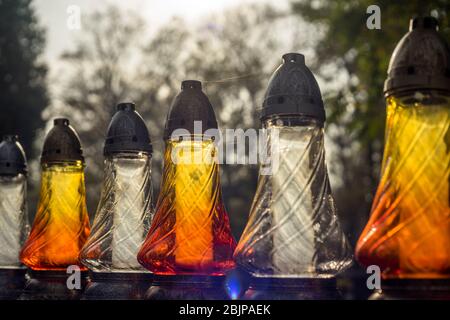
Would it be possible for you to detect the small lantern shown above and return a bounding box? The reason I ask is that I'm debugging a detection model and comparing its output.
[0,135,28,268]
[80,102,153,299]
[19,118,90,299]
[0,135,28,299]
[356,16,450,288]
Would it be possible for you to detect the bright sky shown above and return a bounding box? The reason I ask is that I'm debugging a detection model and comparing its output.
[34,0,280,63]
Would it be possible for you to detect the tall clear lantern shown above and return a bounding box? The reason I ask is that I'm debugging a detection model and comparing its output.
[234,53,352,283]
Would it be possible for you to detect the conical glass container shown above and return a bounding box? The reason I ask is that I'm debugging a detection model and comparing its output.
[234,53,352,279]
[138,80,236,276]
[0,135,28,269]
[80,102,153,272]
[20,118,90,271]
[356,17,450,280]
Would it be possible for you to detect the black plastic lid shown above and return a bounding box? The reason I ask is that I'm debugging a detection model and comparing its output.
[0,135,27,176]
[164,80,218,139]
[41,118,84,164]
[104,102,152,156]
[384,16,450,96]
[261,53,325,123]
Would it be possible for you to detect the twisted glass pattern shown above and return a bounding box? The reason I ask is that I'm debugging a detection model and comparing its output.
[138,139,236,275]
[356,94,450,279]
[234,118,352,278]
[80,153,153,272]
[20,162,90,270]
[0,174,28,268]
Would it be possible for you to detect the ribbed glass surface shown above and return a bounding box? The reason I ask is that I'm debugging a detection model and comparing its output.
[80,153,153,272]
[356,93,450,279]
[138,139,236,275]
[234,117,352,278]
[0,174,28,268]
[20,161,90,271]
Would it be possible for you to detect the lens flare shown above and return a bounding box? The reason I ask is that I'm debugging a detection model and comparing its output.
[224,270,245,300]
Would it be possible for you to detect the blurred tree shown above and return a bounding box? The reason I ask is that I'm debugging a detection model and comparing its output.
[0,0,48,159]
[291,0,450,245]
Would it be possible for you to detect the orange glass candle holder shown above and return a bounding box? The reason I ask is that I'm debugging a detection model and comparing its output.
[356,17,450,279]
[356,94,450,279]
[137,80,236,275]
[20,119,90,271]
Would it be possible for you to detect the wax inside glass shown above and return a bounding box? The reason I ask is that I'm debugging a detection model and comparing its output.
[80,153,152,272]
[20,161,90,271]
[234,117,352,278]
[138,138,236,275]
[0,174,28,269]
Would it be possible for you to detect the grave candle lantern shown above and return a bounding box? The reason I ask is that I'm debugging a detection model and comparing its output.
[138,80,236,277]
[0,135,29,299]
[234,53,352,281]
[356,17,450,281]
[80,102,153,272]
[80,102,153,299]
[20,118,90,271]
[0,135,28,269]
